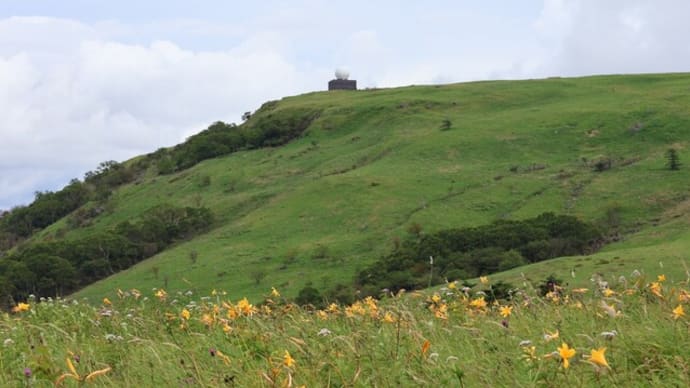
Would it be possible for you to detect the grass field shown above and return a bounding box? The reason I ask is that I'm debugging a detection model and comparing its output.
[21,72,687,302]
[2,270,688,386]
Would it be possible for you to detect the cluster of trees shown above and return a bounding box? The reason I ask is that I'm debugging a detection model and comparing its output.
[352,212,602,296]
[0,161,142,252]
[153,106,320,174]
[0,204,213,305]
[1,104,318,253]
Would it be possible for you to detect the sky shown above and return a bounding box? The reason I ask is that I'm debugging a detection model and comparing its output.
[1,0,690,210]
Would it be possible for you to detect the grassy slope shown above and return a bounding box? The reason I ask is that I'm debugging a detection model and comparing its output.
[40,73,690,302]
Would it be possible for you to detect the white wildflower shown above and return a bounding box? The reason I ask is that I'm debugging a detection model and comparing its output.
[600,330,618,340]
[317,328,332,336]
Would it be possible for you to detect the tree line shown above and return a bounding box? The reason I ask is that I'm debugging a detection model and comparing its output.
[0,103,318,253]
[0,204,213,306]
[297,213,603,306]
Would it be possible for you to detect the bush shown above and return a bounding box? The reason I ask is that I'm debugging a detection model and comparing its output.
[351,213,601,294]
[295,285,323,307]
[538,274,563,296]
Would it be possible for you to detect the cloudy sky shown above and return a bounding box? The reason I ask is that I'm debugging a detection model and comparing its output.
[1,0,689,209]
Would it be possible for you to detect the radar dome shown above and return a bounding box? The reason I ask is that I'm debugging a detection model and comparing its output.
[335,68,350,80]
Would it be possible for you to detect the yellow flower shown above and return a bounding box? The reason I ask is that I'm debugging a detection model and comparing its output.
[543,330,559,342]
[327,303,340,313]
[201,313,214,326]
[382,311,396,323]
[155,289,167,300]
[271,287,281,298]
[649,282,663,298]
[434,303,448,320]
[657,274,666,282]
[479,276,489,285]
[558,342,576,369]
[521,346,538,363]
[11,302,30,313]
[364,296,378,315]
[316,310,328,320]
[217,350,232,366]
[672,304,685,320]
[131,289,142,299]
[102,297,111,306]
[283,350,295,368]
[430,293,441,304]
[499,305,513,318]
[602,288,615,297]
[237,298,256,316]
[448,281,457,290]
[470,297,487,309]
[226,306,239,320]
[55,355,111,385]
[180,308,191,320]
[587,347,610,369]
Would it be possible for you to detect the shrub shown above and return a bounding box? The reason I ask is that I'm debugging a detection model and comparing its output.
[295,285,323,307]
[666,148,681,171]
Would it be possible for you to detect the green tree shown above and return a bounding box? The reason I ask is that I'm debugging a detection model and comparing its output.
[666,148,681,171]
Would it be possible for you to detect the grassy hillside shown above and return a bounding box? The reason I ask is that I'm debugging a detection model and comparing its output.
[23,73,690,301]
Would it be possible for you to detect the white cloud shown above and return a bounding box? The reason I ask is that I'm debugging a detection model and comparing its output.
[3,2,690,209]
[0,17,321,209]
[534,0,690,76]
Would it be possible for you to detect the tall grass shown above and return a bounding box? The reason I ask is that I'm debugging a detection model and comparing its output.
[2,269,688,386]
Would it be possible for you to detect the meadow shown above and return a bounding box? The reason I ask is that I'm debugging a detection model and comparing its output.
[52,73,689,302]
[2,268,688,386]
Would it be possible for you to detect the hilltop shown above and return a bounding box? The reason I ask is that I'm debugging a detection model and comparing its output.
[1,73,689,303]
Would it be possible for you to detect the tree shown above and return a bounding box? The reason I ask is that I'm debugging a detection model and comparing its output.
[666,148,681,171]
[440,119,452,131]
[295,285,323,307]
[250,270,266,285]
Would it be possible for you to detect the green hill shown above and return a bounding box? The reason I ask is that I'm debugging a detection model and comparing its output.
[3,73,690,302]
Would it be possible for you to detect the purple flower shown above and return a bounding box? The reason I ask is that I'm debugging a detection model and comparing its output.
[501,319,509,328]
[23,368,31,378]
[209,348,216,357]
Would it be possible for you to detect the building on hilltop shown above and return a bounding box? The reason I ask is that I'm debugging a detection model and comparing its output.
[328,69,356,90]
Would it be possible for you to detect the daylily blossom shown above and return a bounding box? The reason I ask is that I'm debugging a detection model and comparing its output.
[587,347,610,369]
[11,303,30,313]
[649,282,663,298]
[672,304,685,320]
[558,342,576,369]
[470,297,487,309]
[543,330,559,342]
[283,350,295,368]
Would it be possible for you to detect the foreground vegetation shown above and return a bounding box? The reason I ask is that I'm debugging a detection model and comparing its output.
[2,268,688,386]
